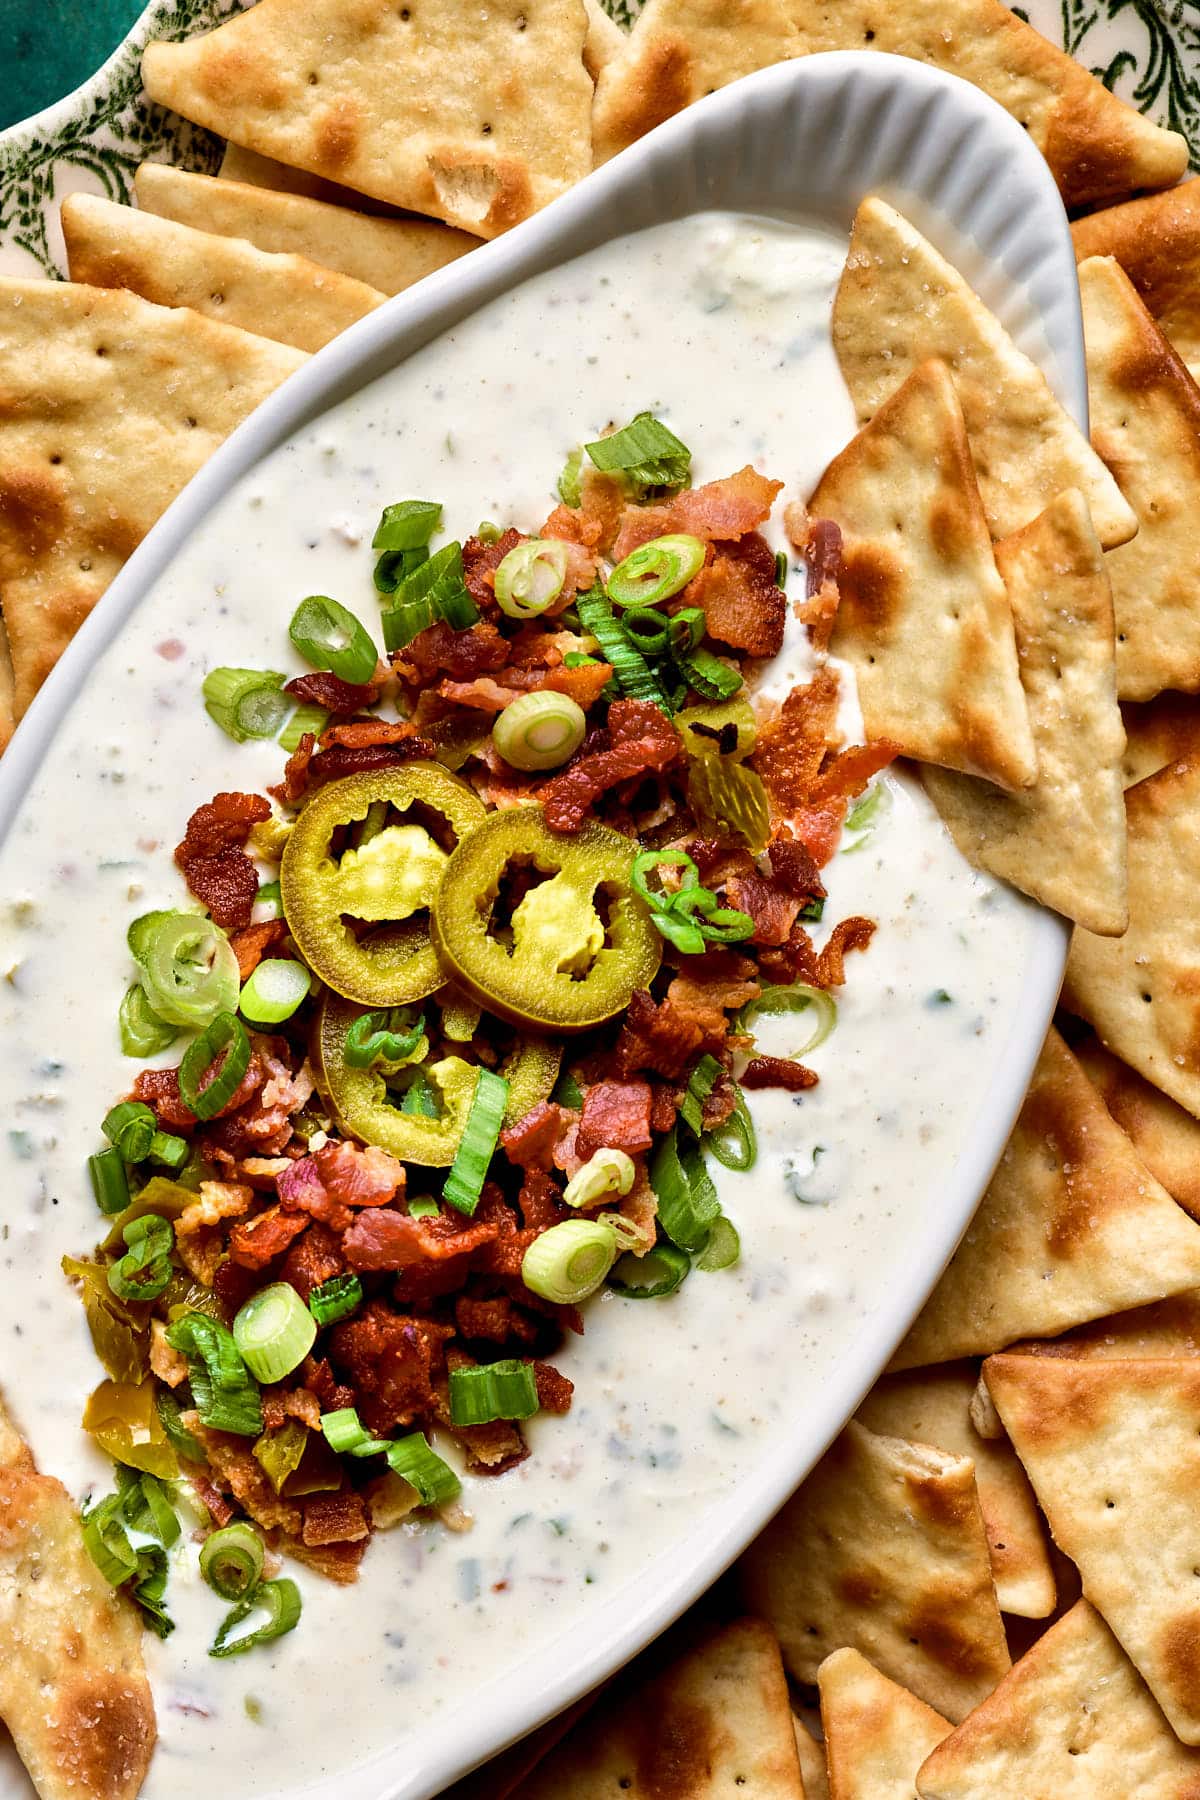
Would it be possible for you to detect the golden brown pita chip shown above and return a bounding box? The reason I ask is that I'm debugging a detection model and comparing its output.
[1010,1290,1200,1361]
[0,278,304,723]
[135,162,478,298]
[61,191,384,353]
[1063,754,1200,1119]
[1076,1039,1200,1220]
[856,1364,1054,1620]
[441,1695,602,1800]
[738,1420,1010,1723]
[511,1618,805,1798]
[1120,693,1200,787]
[142,0,592,239]
[985,1353,1200,1744]
[582,0,625,78]
[813,359,1036,791]
[915,1600,1200,1799]
[795,1716,830,1800]
[832,199,1136,550]
[219,139,399,208]
[1078,256,1200,701]
[923,489,1127,934]
[892,1028,1200,1370]
[1073,179,1200,381]
[819,1649,950,1800]
[0,613,15,756]
[0,1395,155,1800]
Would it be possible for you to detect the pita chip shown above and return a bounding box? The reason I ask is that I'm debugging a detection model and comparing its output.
[141,0,592,239]
[813,359,1035,790]
[891,1028,1200,1370]
[1073,179,1200,382]
[795,1716,831,1800]
[61,191,384,353]
[1079,255,1200,701]
[1077,1038,1200,1220]
[511,1618,805,1798]
[832,199,1136,550]
[582,0,625,78]
[738,1420,1010,1723]
[819,1649,950,1800]
[0,614,15,755]
[985,1353,1200,1743]
[923,489,1127,934]
[857,1364,1054,1619]
[0,1394,155,1800]
[440,1695,601,1800]
[134,163,478,299]
[1008,1289,1200,1361]
[1120,693,1200,788]
[1063,754,1200,1119]
[0,277,305,723]
[916,1601,1200,1799]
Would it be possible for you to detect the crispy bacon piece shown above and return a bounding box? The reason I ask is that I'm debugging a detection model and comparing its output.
[306,739,439,787]
[455,1419,530,1474]
[279,1221,345,1301]
[191,1419,302,1535]
[320,719,420,750]
[541,698,681,833]
[741,1056,819,1091]
[791,800,848,868]
[176,791,270,860]
[285,671,384,714]
[227,1204,309,1271]
[329,1304,451,1432]
[614,989,705,1081]
[174,791,271,931]
[191,1475,235,1526]
[766,833,826,903]
[610,467,783,561]
[576,1080,653,1159]
[463,528,522,617]
[723,871,800,947]
[272,732,316,805]
[752,669,840,815]
[799,515,843,651]
[816,916,877,988]
[685,534,785,657]
[342,1207,499,1272]
[455,1293,540,1346]
[278,1142,403,1233]
[212,1258,259,1317]
[533,1362,574,1415]
[396,619,509,682]
[230,918,287,981]
[290,1537,369,1584]
[666,950,760,1048]
[756,921,820,987]
[540,662,614,708]
[131,1067,196,1132]
[810,741,898,805]
[302,1355,355,1415]
[649,1080,679,1134]
[472,1187,539,1279]
[301,1491,370,1546]
[180,853,260,932]
[500,1100,574,1172]
[439,676,524,713]
[517,1167,567,1232]
[542,469,625,558]
[261,1387,321,1433]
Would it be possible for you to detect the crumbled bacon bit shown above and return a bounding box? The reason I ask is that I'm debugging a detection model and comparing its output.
[301,1491,370,1546]
[723,870,800,947]
[227,1204,309,1271]
[174,792,271,931]
[539,661,615,708]
[810,741,898,805]
[304,739,439,788]
[500,1100,574,1172]
[798,516,843,651]
[541,698,680,833]
[517,1167,567,1231]
[330,1304,450,1433]
[285,671,384,714]
[752,669,840,815]
[685,533,785,657]
[614,990,704,1081]
[576,1080,653,1159]
[790,801,848,869]
[741,1056,819,1091]
[279,1222,345,1301]
[396,619,509,682]
[319,719,424,750]
[816,916,877,988]
[756,920,820,987]
[289,1537,369,1584]
[131,1067,196,1133]
[766,833,826,902]
[230,918,288,981]
[463,528,522,617]
[610,466,783,561]
[342,1208,499,1272]
[191,1475,235,1526]
[533,1362,574,1414]
[454,1417,530,1475]
[272,732,316,805]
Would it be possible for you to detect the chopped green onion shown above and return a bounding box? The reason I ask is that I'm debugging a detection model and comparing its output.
[607,534,705,609]
[178,1011,251,1120]
[678,1054,723,1137]
[149,1130,189,1170]
[522,1219,619,1304]
[493,692,586,773]
[608,1243,690,1298]
[81,1492,138,1585]
[308,1273,363,1327]
[107,1213,174,1302]
[131,1542,175,1638]
[562,1147,636,1209]
[385,1433,461,1505]
[576,587,670,710]
[129,911,241,1031]
[278,702,329,751]
[448,1359,539,1427]
[679,1137,720,1229]
[585,413,691,496]
[630,847,700,909]
[562,651,599,669]
[210,1578,301,1659]
[254,879,283,920]
[407,1194,441,1219]
[443,1069,508,1217]
[774,551,789,586]
[800,896,825,923]
[157,1387,204,1462]
[551,1068,583,1109]
[651,1127,719,1253]
[102,1101,157,1162]
[200,1521,265,1601]
[166,1311,263,1437]
[288,595,379,685]
[619,607,671,655]
[344,1007,426,1071]
[494,539,569,620]
[321,1406,385,1456]
[373,499,442,552]
[673,643,743,702]
[558,447,583,508]
[653,911,707,955]
[233,1283,317,1383]
[696,1214,741,1272]
[117,1466,181,1547]
[203,668,290,743]
[118,982,178,1058]
[239,958,311,1026]
[381,542,477,651]
[843,779,892,850]
[704,1084,756,1172]
[736,983,838,1058]
[476,521,502,545]
[89,1146,131,1216]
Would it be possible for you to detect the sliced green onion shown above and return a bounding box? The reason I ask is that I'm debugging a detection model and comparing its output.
[210,1577,301,1659]
[131,1542,175,1638]
[373,498,442,552]
[609,1243,690,1298]
[680,1137,719,1228]
[736,983,838,1058]
[671,606,706,651]
[774,551,789,587]
[607,534,705,608]
[443,1069,508,1217]
[800,896,825,924]
[117,1466,181,1547]
[166,1311,263,1437]
[288,595,378,685]
[558,447,583,507]
[149,1130,189,1169]
[576,587,670,710]
[200,1521,265,1601]
[203,667,290,743]
[240,958,311,1027]
[678,1054,723,1137]
[321,1406,385,1455]
[118,982,179,1058]
[278,703,329,751]
[630,848,701,909]
[308,1273,363,1327]
[89,1146,131,1216]
[233,1283,318,1383]
[704,1085,756,1172]
[448,1359,539,1426]
[129,911,241,1031]
[381,541,477,651]
[107,1213,174,1302]
[691,905,755,945]
[562,651,600,669]
[178,1011,251,1120]
[651,1127,719,1253]
[495,539,569,620]
[551,1068,583,1110]
[493,692,586,772]
[254,879,284,920]
[385,1433,461,1505]
[843,779,892,851]
[407,1194,441,1219]
[102,1101,157,1162]
[562,1147,636,1209]
[344,1007,426,1071]
[619,607,671,655]
[522,1219,618,1304]
[585,413,691,496]
[654,912,707,954]
[157,1387,204,1462]
[81,1492,138,1585]
[674,643,743,703]
[697,1214,741,1272]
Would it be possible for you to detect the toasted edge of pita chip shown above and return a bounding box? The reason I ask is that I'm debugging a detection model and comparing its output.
[1072,178,1200,375]
[738,1420,1010,1723]
[832,198,1136,549]
[1119,692,1200,788]
[1076,1038,1200,1220]
[856,1363,1055,1619]
[794,1715,830,1800]
[0,613,15,757]
[1063,752,1200,1119]
[891,1027,1200,1369]
[814,358,1035,790]
[582,0,625,78]
[819,1648,950,1800]
[915,1600,1200,1798]
[986,1353,1200,1743]
[1005,1288,1200,1361]
[923,488,1127,934]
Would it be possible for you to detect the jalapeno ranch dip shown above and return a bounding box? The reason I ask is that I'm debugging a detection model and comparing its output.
[0,212,1042,1800]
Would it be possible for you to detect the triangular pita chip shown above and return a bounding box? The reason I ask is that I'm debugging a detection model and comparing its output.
[1073,179,1200,382]
[581,0,625,79]
[61,191,384,353]
[738,1420,1010,1723]
[511,1618,805,1798]
[986,1353,1200,1743]
[1007,1289,1200,1361]
[813,359,1036,790]
[857,1364,1054,1619]
[1079,256,1200,701]
[1063,754,1200,1118]
[218,139,397,209]
[1121,693,1200,788]
[0,278,305,725]
[915,1600,1200,1799]
[892,1028,1200,1369]
[141,0,592,238]
[923,489,1127,934]
[440,1695,601,1800]
[1077,1038,1200,1220]
[134,163,478,299]
[832,199,1136,549]
[795,1716,830,1800]
[819,1649,950,1800]
[0,1394,155,1800]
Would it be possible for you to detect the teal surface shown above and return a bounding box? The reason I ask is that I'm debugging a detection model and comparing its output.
[2,0,147,131]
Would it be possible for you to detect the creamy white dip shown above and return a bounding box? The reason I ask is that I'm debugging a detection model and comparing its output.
[0,213,1042,1800]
